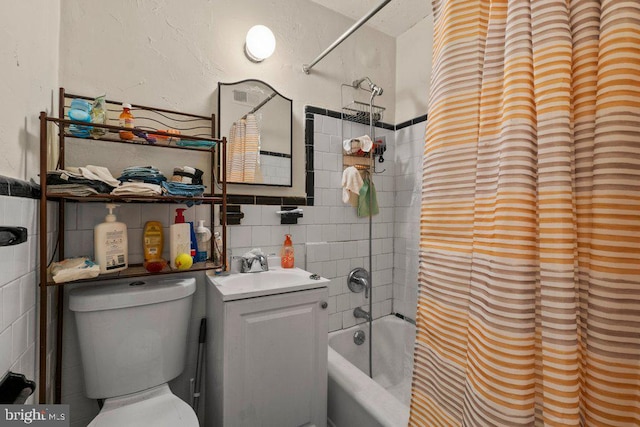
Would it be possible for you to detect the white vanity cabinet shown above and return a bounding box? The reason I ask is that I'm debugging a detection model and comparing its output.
[206,268,330,427]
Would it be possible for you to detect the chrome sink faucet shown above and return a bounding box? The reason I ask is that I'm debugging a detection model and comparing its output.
[353,307,371,322]
[241,254,269,273]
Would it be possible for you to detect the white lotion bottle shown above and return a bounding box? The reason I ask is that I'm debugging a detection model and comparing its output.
[94,203,128,274]
[195,219,212,262]
[170,208,191,269]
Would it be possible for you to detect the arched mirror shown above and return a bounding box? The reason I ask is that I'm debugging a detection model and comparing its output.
[218,80,292,187]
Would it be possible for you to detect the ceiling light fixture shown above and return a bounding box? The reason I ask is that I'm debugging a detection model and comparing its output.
[244,25,276,63]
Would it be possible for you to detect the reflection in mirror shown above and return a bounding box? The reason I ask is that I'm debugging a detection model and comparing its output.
[218,80,292,186]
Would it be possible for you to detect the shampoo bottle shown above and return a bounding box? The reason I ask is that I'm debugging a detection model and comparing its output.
[280,234,294,268]
[94,204,128,274]
[195,220,212,263]
[143,221,164,261]
[170,208,191,269]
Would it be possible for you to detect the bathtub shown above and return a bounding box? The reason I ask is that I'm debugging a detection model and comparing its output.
[327,315,416,427]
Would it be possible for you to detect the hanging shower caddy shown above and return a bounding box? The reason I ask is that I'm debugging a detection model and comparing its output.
[341,98,385,173]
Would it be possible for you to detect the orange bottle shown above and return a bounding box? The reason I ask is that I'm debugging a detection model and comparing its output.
[119,103,134,140]
[280,234,294,268]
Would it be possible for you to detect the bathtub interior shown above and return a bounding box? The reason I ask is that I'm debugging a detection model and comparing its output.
[328,316,416,406]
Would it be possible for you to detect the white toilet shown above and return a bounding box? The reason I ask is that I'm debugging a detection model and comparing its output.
[69,276,199,427]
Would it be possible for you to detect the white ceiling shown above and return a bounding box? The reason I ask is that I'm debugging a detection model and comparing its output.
[309,0,432,38]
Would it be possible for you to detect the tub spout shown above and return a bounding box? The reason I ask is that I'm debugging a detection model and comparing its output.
[353,307,371,322]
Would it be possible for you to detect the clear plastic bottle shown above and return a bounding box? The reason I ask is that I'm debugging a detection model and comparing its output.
[90,94,107,138]
[69,98,92,138]
[119,103,134,140]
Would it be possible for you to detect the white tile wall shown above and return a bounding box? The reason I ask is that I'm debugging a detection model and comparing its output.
[260,154,291,186]
[307,114,425,327]
[0,195,57,405]
[65,203,219,266]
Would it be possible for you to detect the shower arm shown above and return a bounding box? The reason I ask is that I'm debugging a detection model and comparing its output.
[302,0,392,74]
[353,77,384,96]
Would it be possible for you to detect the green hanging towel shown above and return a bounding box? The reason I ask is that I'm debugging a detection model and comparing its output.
[357,176,379,217]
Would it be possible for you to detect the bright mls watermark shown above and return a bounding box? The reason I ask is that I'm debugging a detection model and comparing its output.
[0,406,69,426]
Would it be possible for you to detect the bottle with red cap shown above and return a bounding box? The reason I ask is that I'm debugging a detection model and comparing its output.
[170,208,191,269]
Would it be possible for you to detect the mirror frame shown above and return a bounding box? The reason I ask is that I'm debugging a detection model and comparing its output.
[217,79,293,188]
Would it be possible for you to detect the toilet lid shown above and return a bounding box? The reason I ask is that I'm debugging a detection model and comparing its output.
[88,384,199,427]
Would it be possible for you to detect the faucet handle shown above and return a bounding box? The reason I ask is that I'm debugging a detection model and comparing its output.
[259,255,269,271]
[347,268,370,298]
[240,257,251,273]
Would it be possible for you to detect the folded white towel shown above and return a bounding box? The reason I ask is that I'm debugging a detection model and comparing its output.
[342,166,364,207]
[84,165,121,187]
[343,135,373,155]
[62,165,120,187]
[111,182,162,196]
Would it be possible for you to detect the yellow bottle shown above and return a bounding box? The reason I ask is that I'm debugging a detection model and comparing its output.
[143,221,164,262]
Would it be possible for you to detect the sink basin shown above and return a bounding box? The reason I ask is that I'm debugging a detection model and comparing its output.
[207,267,329,301]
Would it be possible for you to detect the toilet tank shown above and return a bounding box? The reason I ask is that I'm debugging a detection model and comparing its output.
[69,276,196,399]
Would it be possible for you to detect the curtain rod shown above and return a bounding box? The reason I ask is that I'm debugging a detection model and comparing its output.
[302,0,392,74]
[242,92,277,120]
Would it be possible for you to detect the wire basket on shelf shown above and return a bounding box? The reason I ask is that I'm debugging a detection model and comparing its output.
[341,101,385,125]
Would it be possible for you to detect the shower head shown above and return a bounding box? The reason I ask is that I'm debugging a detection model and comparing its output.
[369,82,383,96]
[352,77,383,96]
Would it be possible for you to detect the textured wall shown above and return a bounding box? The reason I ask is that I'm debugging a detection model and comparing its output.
[0,1,60,181]
[58,0,397,199]
[395,15,434,124]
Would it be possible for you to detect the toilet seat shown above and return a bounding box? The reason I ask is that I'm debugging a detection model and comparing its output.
[88,384,199,427]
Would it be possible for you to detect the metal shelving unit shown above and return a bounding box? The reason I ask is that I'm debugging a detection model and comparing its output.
[37,88,228,403]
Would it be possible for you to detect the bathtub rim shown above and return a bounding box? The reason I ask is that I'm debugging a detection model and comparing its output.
[327,315,412,427]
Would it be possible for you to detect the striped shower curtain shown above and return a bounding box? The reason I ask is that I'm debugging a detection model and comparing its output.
[410,0,640,426]
[227,114,261,183]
